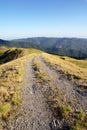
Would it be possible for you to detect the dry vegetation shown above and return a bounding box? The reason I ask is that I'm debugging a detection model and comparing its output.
[32,57,50,83]
[0,47,87,130]
[42,53,87,88]
[41,53,87,130]
[46,85,87,130]
[0,47,42,129]
[0,46,8,56]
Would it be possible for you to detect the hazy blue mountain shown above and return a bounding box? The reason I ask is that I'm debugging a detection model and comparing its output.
[0,37,87,59]
[14,37,87,58]
[0,39,41,49]
[0,39,9,46]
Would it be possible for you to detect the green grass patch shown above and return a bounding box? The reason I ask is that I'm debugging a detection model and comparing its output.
[75,109,86,121]
[70,121,87,130]
[58,105,73,119]
[0,103,11,119]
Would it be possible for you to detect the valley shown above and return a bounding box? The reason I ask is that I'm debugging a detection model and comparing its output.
[1,37,87,59]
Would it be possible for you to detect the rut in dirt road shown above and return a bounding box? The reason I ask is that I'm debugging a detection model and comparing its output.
[38,55,87,113]
[7,57,53,130]
[6,55,87,130]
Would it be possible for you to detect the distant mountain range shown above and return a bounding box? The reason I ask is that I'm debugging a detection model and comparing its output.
[0,37,87,59]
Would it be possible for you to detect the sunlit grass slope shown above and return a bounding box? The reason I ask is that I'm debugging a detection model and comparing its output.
[0,48,29,64]
[0,46,8,56]
[64,56,87,68]
[0,47,42,126]
[42,53,87,130]
[0,47,87,129]
[42,53,87,87]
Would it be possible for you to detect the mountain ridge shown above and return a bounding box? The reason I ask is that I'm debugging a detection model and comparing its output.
[0,37,87,59]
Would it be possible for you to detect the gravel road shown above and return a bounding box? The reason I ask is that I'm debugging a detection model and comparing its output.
[6,57,53,130]
[38,55,87,113]
[5,55,87,130]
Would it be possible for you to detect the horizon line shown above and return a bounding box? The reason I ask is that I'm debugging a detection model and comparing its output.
[0,36,87,41]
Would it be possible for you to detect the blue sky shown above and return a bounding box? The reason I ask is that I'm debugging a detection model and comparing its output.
[0,0,87,39]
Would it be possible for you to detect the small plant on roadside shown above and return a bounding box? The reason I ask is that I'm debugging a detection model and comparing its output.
[35,71,50,82]
[75,109,86,121]
[0,103,11,120]
[70,121,87,130]
[32,58,40,71]
[11,92,21,105]
[58,105,73,119]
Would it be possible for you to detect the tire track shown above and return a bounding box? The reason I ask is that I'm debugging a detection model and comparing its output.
[6,57,53,130]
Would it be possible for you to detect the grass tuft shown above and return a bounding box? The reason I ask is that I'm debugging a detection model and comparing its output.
[58,105,73,119]
[0,47,42,126]
[0,103,11,119]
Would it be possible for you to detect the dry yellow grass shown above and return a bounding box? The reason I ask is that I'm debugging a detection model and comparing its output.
[64,56,87,69]
[42,53,87,86]
[0,48,42,120]
[42,53,87,130]
[0,46,8,56]
[0,55,31,119]
[0,48,86,129]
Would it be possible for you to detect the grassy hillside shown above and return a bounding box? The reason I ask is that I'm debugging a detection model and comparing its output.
[42,53,87,87]
[0,48,27,65]
[0,46,8,56]
[0,47,42,129]
[0,47,87,129]
[41,53,87,130]
[1,37,87,59]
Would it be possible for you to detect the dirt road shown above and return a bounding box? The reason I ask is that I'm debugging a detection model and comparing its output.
[6,55,87,130]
